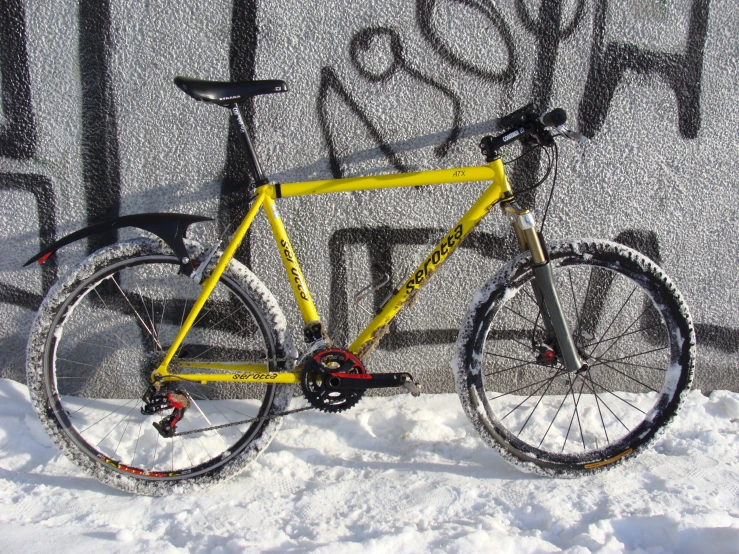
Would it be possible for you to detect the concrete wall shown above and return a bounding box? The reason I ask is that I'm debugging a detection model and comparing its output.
[1,0,737,392]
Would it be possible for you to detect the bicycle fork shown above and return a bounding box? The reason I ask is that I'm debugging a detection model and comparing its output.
[507,206,586,373]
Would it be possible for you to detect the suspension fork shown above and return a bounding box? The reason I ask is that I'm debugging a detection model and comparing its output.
[506,205,585,373]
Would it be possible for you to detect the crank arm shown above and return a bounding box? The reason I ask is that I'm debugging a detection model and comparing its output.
[326,372,420,392]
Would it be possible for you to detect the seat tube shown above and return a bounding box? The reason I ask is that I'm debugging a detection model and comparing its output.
[262,195,321,330]
[229,103,268,186]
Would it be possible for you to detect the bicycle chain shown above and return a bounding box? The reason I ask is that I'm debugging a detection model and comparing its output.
[172,405,315,437]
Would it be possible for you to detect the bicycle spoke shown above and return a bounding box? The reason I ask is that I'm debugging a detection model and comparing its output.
[568,270,582,341]
[501,375,556,421]
[136,285,161,350]
[57,358,98,369]
[79,398,137,434]
[175,274,198,358]
[579,320,658,350]
[179,435,195,469]
[156,294,168,346]
[484,360,540,378]
[591,305,651,361]
[585,375,647,415]
[483,351,546,366]
[516,372,558,436]
[504,305,541,328]
[585,376,610,444]
[132,419,145,466]
[596,360,660,393]
[590,346,668,368]
[114,407,136,457]
[595,357,667,372]
[187,306,251,361]
[587,286,637,358]
[582,374,633,432]
[574,378,587,451]
[538,380,571,448]
[561,374,580,452]
[111,277,162,349]
[92,288,138,352]
[97,402,140,446]
[490,375,558,401]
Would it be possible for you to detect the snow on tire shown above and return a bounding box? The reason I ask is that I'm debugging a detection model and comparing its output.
[26,238,294,495]
[453,239,695,476]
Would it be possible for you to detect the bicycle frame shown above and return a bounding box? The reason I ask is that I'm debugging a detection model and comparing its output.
[153,158,514,385]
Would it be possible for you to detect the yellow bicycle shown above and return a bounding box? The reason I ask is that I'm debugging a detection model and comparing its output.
[25,77,695,495]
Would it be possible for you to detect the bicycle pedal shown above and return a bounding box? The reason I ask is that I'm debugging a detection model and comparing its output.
[402,377,422,397]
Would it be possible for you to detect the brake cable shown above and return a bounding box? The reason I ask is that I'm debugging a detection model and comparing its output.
[538,140,559,234]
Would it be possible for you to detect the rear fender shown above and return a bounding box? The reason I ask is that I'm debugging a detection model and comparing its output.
[24,213,213,276]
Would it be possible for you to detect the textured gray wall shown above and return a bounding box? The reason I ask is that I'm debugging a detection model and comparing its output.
[1,0,737,393]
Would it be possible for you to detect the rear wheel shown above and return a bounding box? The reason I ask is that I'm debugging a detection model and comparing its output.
[454,240,694,475]
[26,238,294,494]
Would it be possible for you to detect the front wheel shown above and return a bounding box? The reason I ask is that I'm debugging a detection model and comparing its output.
[26,238,294,495]
[454,240,695,475]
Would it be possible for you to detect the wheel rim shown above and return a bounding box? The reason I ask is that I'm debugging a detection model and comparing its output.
[476,252,682,465]
[44,254,277,480]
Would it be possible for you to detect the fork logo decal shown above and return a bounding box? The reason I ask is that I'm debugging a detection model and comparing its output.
[405,224,463,294]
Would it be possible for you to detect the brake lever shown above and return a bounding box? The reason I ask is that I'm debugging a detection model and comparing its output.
[556,125,589,144]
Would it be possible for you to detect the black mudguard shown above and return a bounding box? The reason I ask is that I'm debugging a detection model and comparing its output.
[24,213,212,276]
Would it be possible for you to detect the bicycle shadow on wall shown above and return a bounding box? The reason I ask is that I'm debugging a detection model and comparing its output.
[268,118,504,182]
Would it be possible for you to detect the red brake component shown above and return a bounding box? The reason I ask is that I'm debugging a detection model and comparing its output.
[37,252,53,265]
[311,348,368,379]
[330,373,372,380]
[166,393,187,409]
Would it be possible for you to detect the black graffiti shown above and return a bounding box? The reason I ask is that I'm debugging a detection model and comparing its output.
[578,0,710,140]
[317,66,409,179]
[0,174,56,305]
[613,229,737,354]
[349,27,461,158]
[507,0,586,209]
[0,0,36,159]
[78,0,122,254]
[416,0,517,84]
[218,0,260,269]
[327,226,519,347]
[328,226,738,355]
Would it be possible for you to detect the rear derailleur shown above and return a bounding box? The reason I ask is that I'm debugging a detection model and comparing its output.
[301,348,421,414]
[141,383,190,438]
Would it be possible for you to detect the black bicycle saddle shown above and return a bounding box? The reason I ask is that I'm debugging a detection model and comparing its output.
[174,77,288,106]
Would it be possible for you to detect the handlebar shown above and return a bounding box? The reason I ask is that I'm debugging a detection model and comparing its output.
[540,108,566,128]
[480,106,569,162]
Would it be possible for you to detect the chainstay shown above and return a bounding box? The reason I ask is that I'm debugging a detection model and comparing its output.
[172,405,314,437]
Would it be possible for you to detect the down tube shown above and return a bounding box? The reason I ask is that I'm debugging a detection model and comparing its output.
[349,174,511,357]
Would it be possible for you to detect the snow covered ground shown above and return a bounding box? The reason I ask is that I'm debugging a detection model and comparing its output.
[1,377,738,553]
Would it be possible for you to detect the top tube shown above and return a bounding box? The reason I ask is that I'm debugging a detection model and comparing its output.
[258,165,506,198]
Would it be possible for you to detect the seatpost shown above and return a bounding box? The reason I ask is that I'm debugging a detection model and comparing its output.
[228,104,268,186]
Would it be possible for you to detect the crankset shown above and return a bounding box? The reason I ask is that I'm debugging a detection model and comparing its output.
[301,348,421,414]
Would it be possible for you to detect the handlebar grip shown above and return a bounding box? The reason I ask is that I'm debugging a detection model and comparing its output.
[540,108,567,127]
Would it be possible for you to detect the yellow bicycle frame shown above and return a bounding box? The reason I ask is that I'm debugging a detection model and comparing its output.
[153,158,513,385]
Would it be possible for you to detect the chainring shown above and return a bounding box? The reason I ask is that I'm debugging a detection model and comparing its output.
[300,348,366,413]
